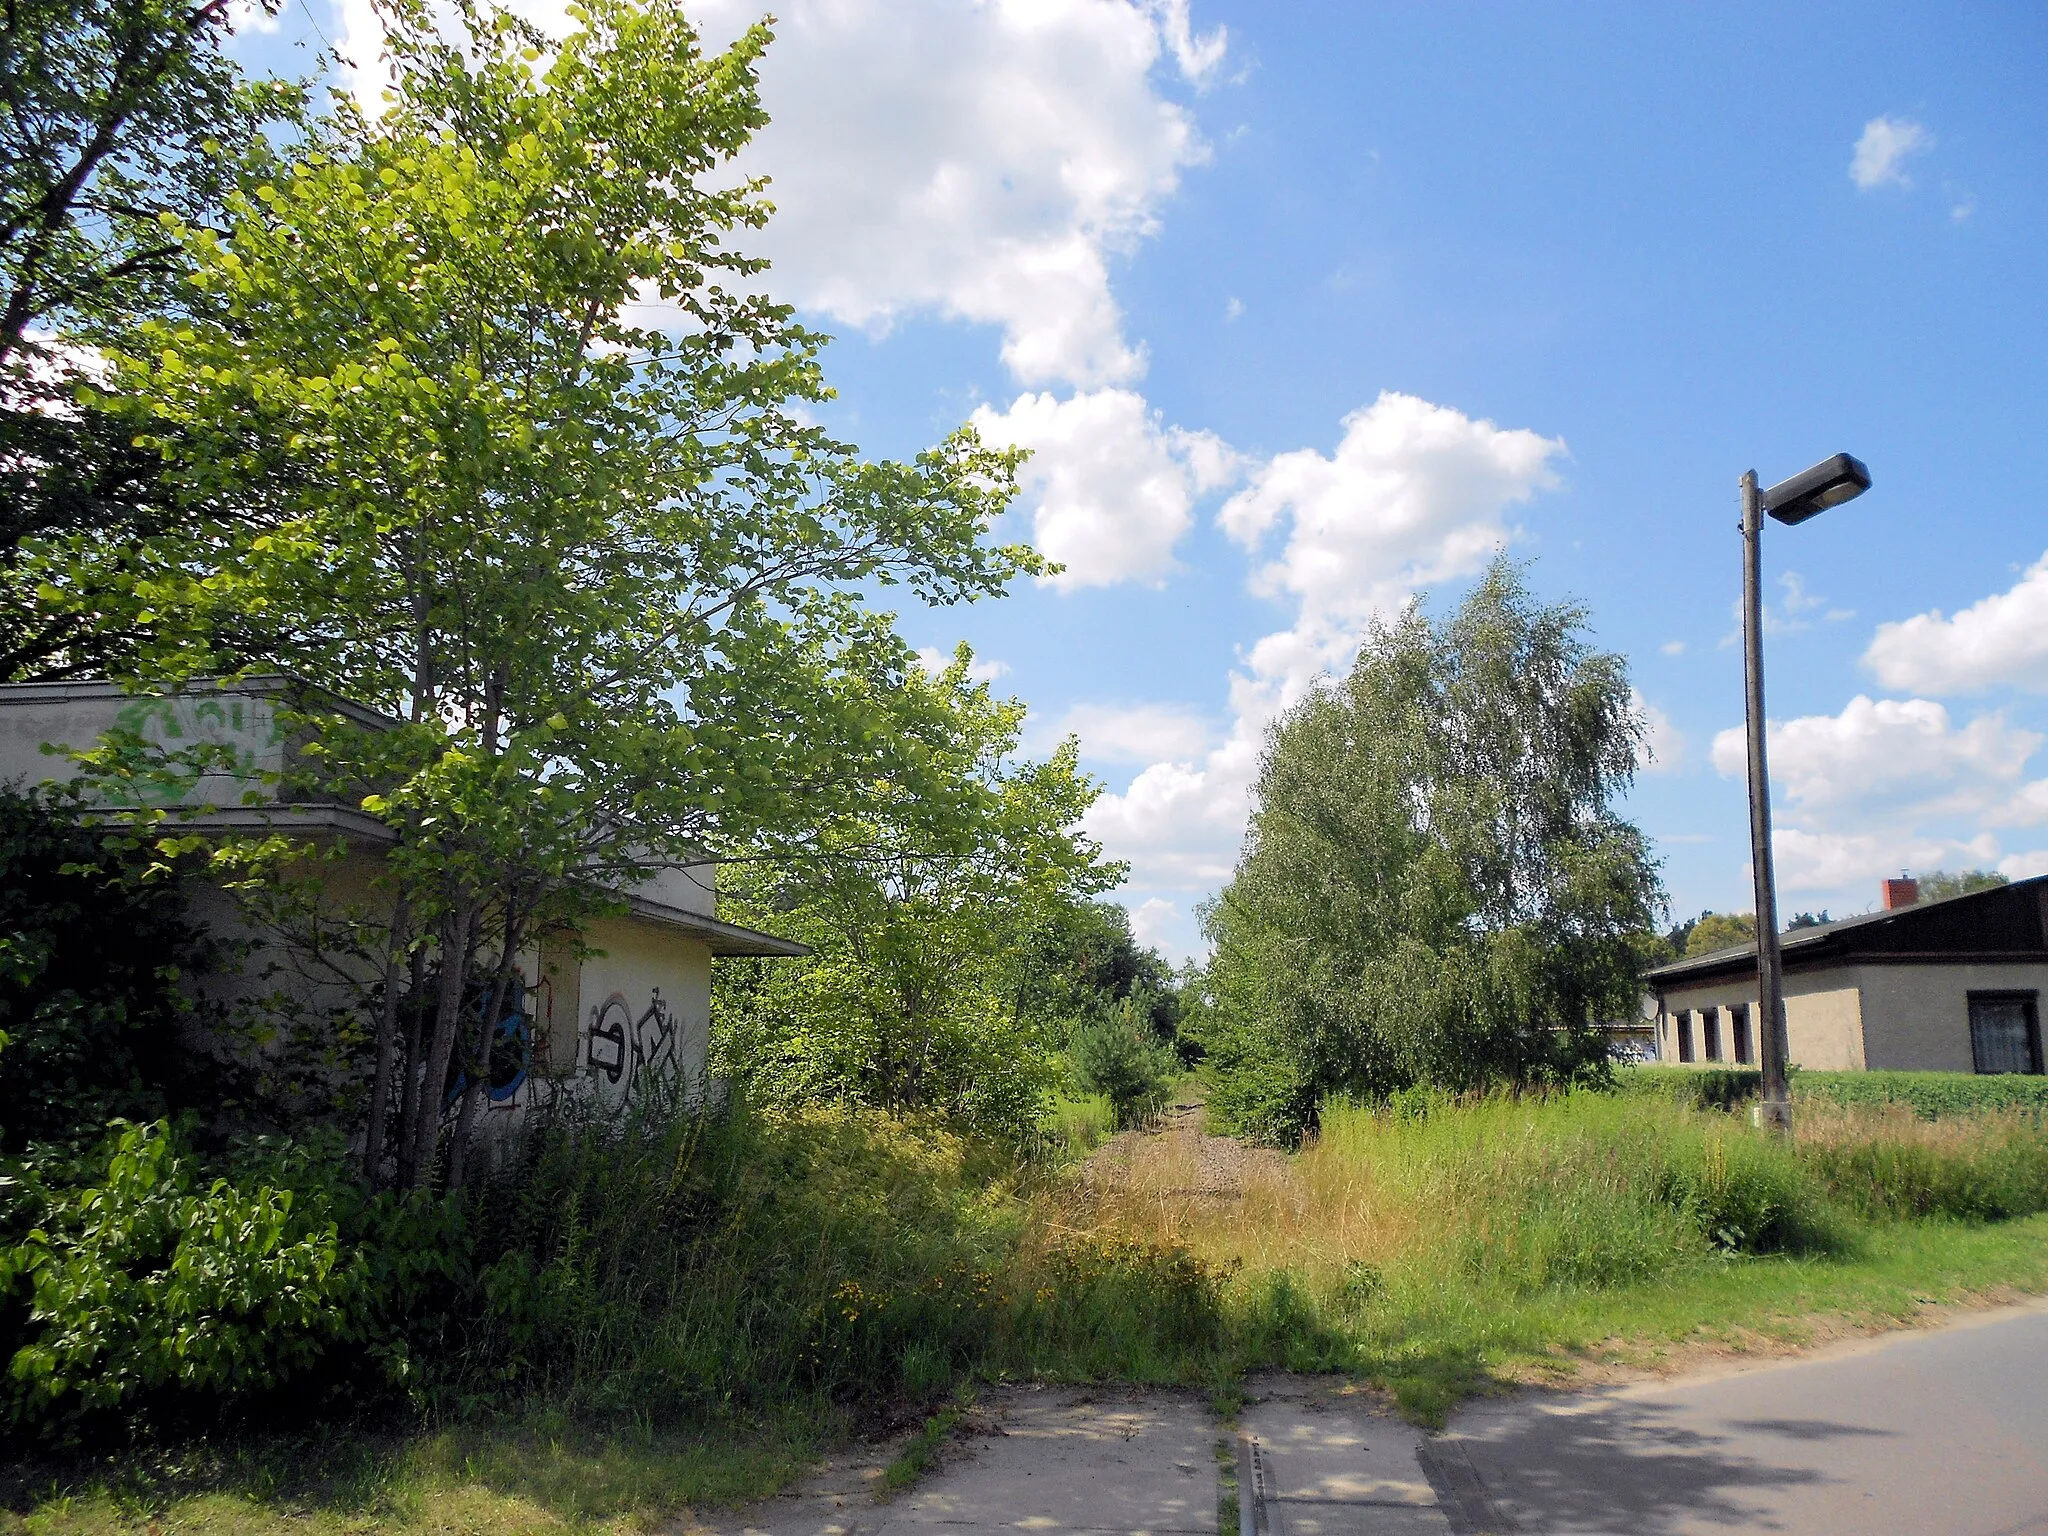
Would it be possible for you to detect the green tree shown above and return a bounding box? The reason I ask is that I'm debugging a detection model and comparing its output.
[95,0,1036,1186]
[1917,869,2008,903]
[1069,999,1178,1131]
[712,650,1120,1139]
[1014,898,1181,1045]
[1,0,302,681]
[1196,558,1662,1144]
[1684,911,1756,956]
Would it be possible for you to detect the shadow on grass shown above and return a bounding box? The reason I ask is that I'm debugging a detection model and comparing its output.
[1,1411,825,1536]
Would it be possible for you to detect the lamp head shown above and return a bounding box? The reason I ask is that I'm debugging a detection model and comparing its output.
[1763,452,1871,526]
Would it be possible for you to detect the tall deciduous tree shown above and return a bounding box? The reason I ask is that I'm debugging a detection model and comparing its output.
[713,649,1120,1139]
[99,0,1037,1186]
[1,0,301,681]
[1196,558,1663,1144]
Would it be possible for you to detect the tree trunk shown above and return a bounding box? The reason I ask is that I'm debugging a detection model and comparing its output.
[407,894,478,1189]
[395,938,428,1189]
[364,896,412,1188]
[448,902,524,1191]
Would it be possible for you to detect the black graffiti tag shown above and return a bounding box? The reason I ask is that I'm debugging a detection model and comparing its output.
[585,989,678,1104]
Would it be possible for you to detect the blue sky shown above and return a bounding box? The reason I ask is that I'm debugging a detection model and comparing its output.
[239,1,2048,961]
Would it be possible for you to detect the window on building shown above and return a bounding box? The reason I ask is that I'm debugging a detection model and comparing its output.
[1675,1010,1693,1063]
[1731,1004,1753,1065]
[1702,1007,1721,1062]
[1970,993,2042,1075]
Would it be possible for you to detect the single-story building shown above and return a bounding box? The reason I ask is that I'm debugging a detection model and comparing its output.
[1644,874,2048,1074]
[0,676,806,1123]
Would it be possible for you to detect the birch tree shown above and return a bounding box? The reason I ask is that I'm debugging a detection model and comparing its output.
[1197,558,1663,1143]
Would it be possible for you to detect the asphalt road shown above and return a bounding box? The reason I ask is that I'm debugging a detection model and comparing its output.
[1442,1301,2048,1535]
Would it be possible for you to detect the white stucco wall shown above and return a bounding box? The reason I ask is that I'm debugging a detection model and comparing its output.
[0,683,292,806]
[567,913,714,1109]
[1657,960,2048,1072]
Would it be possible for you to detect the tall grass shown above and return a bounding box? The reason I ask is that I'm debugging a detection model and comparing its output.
[448,1084,1239,1428]
[1049,1088,2048,1416]
[11,1085,2048,1531]
[462,1086,2048,1429]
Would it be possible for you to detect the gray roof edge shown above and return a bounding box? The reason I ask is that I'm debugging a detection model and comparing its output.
[621,894,810,957]
[0,674,401,734]
[1645,873,2048,986]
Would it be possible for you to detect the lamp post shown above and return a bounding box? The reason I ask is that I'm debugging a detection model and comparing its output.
[1741,451,1871,1132]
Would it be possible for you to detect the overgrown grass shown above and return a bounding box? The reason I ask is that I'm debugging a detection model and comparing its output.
[1036,1092,1116,1162]
[1055,1089,2048,1420]
[10,1087,2048,1530]
[1617,1064,2048,1118]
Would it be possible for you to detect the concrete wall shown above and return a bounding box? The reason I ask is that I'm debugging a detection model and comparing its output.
[567,914,714,1110]
[1655,972,1865,1070]
[5,680,728,1129]
[1853,961,2048,1071]
[0,683,293,806]
[1657,960,2048,1073]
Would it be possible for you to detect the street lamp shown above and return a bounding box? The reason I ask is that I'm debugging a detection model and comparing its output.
[1741,451,1870,1131]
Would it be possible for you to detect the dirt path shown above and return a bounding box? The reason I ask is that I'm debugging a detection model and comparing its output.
[1077,1094,1288,1202]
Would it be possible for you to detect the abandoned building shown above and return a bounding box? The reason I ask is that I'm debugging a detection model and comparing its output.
[1644,874,2048,1074]
[0,676,806,1122]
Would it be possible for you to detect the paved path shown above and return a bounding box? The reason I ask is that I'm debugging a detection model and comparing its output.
[690,1386,1219,1536]
[1439,1300,2048,1535]
[693,1303,2048,1536]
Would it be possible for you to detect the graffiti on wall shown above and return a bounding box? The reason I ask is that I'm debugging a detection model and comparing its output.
[585,988,680,1106]
[443,972,534,1113]
[106,694,283,806]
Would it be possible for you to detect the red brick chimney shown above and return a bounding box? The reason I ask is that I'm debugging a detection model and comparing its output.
[1882,877,1919,910]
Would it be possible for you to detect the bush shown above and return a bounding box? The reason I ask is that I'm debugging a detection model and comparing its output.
[0,789,217,1153]
[1069,1006,1178,1131]
[1799,1071,2048,1120]
[1,1121,384,1431]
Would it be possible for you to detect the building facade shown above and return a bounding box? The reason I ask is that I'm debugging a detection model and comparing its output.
[1643,876,2048,1074]
[0,677,805,1125]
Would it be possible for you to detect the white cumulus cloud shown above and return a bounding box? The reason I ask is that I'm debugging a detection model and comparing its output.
[1850,115,1933,191]
[1635,692,1684,774]
[1086,392,1567,903]
[1710,695,2048,895]
[972,387,1240,589]
[1220,391,1566,704]
[1864,551,2048,695]
[1056,702,1215,764]
[696,0,1223,388]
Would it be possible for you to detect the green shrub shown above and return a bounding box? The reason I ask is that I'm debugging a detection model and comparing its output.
[0,789,217,1154]
[0,1121,385,1429]
[1798,1071,2048,1120]
[1069,1006,1178,1131]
